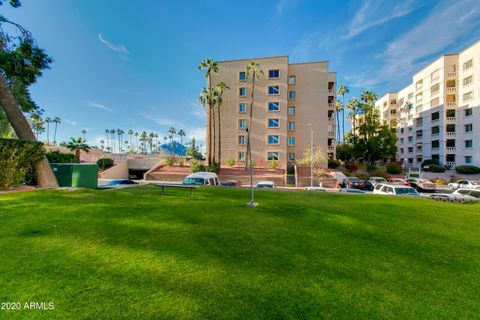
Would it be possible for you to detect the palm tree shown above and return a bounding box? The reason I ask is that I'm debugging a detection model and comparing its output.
[52,117,61,145]
[337,84,349,144]
[163,136,168,154]
[128,130,134,152]
[140,131,148,153]
[116,129,124,153]
[134,132,139,152]
[81,129,87,141]
[346,97,359,146]
[154,133,159,152]
[198,58,219,166]
[110,129,116,152]
[45,117,52,145]
[65,137,91,162]
[105,129,110,152]
[168,127,176,157]
[245,60,263,169]
[149,132,155,153]
[214,82,230,165]
[100,139,105,150]
[177,129,186,160]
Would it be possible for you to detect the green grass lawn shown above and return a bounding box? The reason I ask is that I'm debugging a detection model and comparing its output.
[1,186,480,319]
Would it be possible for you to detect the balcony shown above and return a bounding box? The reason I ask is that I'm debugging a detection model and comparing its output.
[328,103,335,109]
[328,117,335,123]
[431,147,439,151]
[446,131,456,136]
[446,87,456,93]
[328,131,335,138]
[447,147,456,152]
[447,72,457,78]
[328,89,335,95]
[328,146,335,153]
[446,117,456,123]
[446,161,456,168]
[447,102,456,107]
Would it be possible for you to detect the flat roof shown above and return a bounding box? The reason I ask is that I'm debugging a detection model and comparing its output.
[217,56,330,66]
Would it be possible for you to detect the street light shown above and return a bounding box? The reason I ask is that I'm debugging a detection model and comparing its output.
[246,126,257,207]
[308,123,313,187]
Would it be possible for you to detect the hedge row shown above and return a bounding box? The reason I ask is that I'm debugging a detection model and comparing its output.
[0,138,45,190]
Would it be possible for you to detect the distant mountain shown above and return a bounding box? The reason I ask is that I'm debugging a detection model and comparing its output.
[160,141,186,156]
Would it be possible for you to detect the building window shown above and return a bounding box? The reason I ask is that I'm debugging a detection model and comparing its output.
[239,71,246,81]
[288,153,295,161]
[239,87,246,97]
[288,106,295,115]
[268,69,280,79]
[400,138,404,144]
[417,156,423,163]
[288,91,296,100]
[288,137,295,146]
[446,154,456,163]
[239,103,246,113]
[431,69,440,82]
[239,119,247,129]
[463,59,473,71]
[267,135,279,145]
[431,83,440,95]
[288,121,295,130]
[238,135,245,145]
[446,109,455,117]
[465,156,473,164]
[432,140,440,149]
[465,123,473,132]
[400,148,404,154]
[267,152,279,161]
[446,124,455,133]
[431,126,440,135]
[408,136,413,142]
[463,91,473,102]
[465,140,473,148]
[268,102,280,111]
[463,75,473,87]
[288,76,296,85]
[431,98,440,108]
[446,139,455,147]
[465,108,473,117]
[238,151,245,161]
[408,147,413,153]
[431,111,440,121]
[268,86,280,95]
[267,118,279,128]
[400,128,404,134]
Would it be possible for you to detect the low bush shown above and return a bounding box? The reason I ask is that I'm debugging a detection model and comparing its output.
[432,178,446,186]
[455,165,480,174]
[313,168,330,178]
[0,139,45,190]
[328,159,340,169]
[96,158,114,171]
[370,168,390,179]
[424,164,445,173]
[190,160,206,173]
[226,157,235,168]
[46,151,76,164]
[268,160,279,169]
[356,173,369,180]
[386,162,403,174]
[421,159,440,168]
[345,162,359,172]
[206,162,220,173]
[165,157,174,166]
[366,164,376,172]
[178,159,185,167]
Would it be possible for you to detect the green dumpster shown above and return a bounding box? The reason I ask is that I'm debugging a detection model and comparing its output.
[50,163,98,189]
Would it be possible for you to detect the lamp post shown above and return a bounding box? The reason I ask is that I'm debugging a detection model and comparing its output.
[246,126,257,207]
[308,123,313,187]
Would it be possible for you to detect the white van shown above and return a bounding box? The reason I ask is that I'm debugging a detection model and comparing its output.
[182,172,219,186]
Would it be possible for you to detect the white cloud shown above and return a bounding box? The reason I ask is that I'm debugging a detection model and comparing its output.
[190,101,206,119]
[64,119,78,126]
[141,113,183,127]
[98,33,130,57]
[186,127,206,143]
[86,100,113,112]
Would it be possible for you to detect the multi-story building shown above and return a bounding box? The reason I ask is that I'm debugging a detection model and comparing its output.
[376,93,399,128]
[208,56,336,169]
[376,40,480,168]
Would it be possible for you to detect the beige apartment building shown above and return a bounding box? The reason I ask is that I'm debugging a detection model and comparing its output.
[376,40,480,168]
[208,56,336,169]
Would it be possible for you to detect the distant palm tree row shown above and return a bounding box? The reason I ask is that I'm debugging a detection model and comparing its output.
[28,115,62,145]
[101,127,186,155]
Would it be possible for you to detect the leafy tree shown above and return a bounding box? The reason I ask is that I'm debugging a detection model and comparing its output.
[186,137,202,160]
[81,129,87,141]
[0,0,57,187]
[65,137,91,162]
[297,145,329,170]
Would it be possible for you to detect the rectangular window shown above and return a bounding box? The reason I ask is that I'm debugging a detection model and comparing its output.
[238,151,245,161]
[432,140,440,148]
[446,124,455,133]
[446,109,455,117]
[238,135,245,145]
[288,91,296,100]
[400,138,404,144]
[463,75,473,86]
[446,154,455,162]
[463,91,473,102]
[408,147,413,153]
[239,103,246,113]
[239,71,246,81]
[400,148,404,154]
[416,130,423,138]
[288,153,295,161]
[417,156,423,163]
[465,123,473,132]
[431,83,440,95]
[431,126,440,135]
[239,87,246,97]
[431,98,440,108]
[446,139,455,147]
[465,140,473,148]
[267,135,279,145]
[288,137,295,146]
[238,119,247,129]
[288,76,296,85]
[465,156,473,164]
[268,86,280,95]
[267,118,279,128]
[267,152,279,161]
[431,111,440,121]
[431,69,440,82]
[288,106,295,115]
[268,102,280,111]
[463,59,473,70]
[465,108,473,117]
[408,136,413,142]
[268,69,280,79]
[288,121,295,130]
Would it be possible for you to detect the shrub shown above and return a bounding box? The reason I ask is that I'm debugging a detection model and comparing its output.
[313,168,330,178]
[366,164,376,172]
[386,162,403,174]
[206,162,220,173]
[46,151,76,164]
[345,162,359,172]
[370,167,390,179]
[178,159,185,167]
[455,165,480,174]
[226,157,235,168]
[356,173,369,180]
[165,157,174,166]
[96,158,114,171]
[0,139,45,190]
[328,159,340,169]
[433,178,446,186]
[425,164,445,173]
[190,160,205,173]
[421,159,440,168]
[268,160,279,169]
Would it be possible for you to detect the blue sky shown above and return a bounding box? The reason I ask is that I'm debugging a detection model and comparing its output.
[4,0,480,146]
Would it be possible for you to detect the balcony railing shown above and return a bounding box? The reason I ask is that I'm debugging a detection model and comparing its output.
[447,72,457,78]
[446,117,456,123]
[328,103,335,109]
[446,87,456,93]
[328,117,335,123]
[446,161,456,168]
[447,147,456,152]
[328,89,335,95]
[446,131,456,136]
[328,131,335,138]
[447,102,456,107]
[328,146,335,152]
[431,147,439,151]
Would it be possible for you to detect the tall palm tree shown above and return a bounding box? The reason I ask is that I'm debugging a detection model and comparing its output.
[154,133,159,152]
[65,137,91,162]
[81,129,87,141]
[128,130,134,152]
[140,131,148,153]
[177,129,186,160]
[245,60,263,169]
[214,82,230,165]
[134,132,139,152]
[52,117,61,145]
[100,139,105,150]
[168,127,176,157]
[149,132,155,153]
[30,115,45,140]
[198,58,219,166]
[116,129,124,153]
[110,129,116,152]
[346,97,359,146]
[337,84,349,144]
[45,117,52,145]
[105,129,110,151]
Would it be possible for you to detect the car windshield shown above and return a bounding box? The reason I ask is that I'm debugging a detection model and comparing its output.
[374,178,386,182]
[257,184,273,188]
[395,188,417,195]
[183,178,204,185]
[349,178,360,182]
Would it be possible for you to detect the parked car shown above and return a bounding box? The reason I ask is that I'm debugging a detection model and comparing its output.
[219,180,242,187]
[447,180,480,190]
[340,188,366,194]
[360,181,375,191]
[453,188,480,199]
[182,172,219,186]
[331,171,348,187]
[373,183,420,197]
[256,181,276,189]
[368,176,388,187]
[429,192,478,203]
[342,177,364,189]
[304,187,326,192]
[388,178,409,186]
[408,178,437,192]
